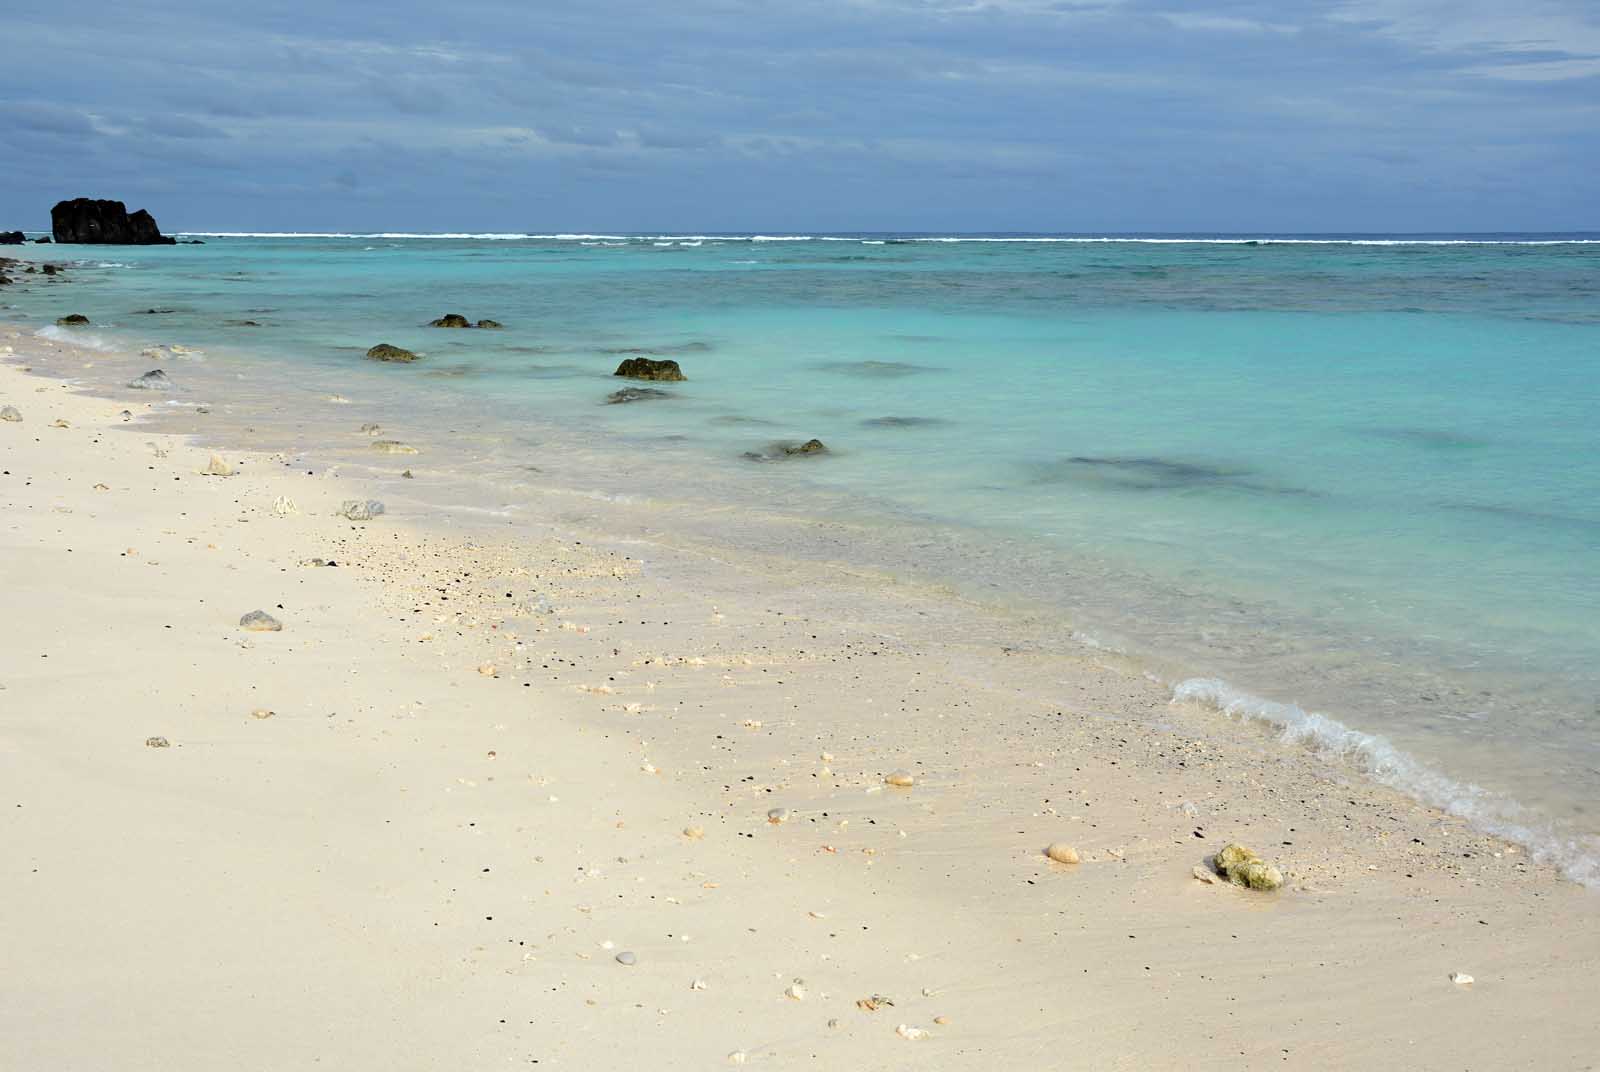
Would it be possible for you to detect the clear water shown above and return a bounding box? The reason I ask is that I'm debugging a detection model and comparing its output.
[7,232,1599,881]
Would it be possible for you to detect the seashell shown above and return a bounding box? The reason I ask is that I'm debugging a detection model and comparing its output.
[202,454,234,476]
[690,978,707,990]
[144,736,170,748]
[683,826,705,840]
[51,418,70,428]
[615,951,637,966]
[250,708,274,720]
[820,752,834,762]
[727,1053,747,1066]
[1450,972,1474,986]
[640,762,658,774]
[767,807,790,825]
[784,980,807,1000]
[856,995,893,1012]
[271,496,299,516]
[1045,842,1080,865]
[885,770,915,788]
[933,1016,950,1025]
[478,663,498,677]
[896,1024,928,1041]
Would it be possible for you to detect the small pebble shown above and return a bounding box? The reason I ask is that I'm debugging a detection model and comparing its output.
[896,1024,928,1041]
[767,807,790,825]
[1450,972,1474,986]
[885,770,915,788]
[784,979,807,1001]
[615,951,637,966]
[478,662,498,677]
[683,826,705,840]
[239,610,283,632]
[144,736,170,748]
[250,709,274,720]
[1045,842,1080,865]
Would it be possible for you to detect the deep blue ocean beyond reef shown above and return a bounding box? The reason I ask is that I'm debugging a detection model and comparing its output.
[9,232,1599,882]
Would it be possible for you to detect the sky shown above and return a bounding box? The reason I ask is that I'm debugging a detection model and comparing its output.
[1,0,1596,233]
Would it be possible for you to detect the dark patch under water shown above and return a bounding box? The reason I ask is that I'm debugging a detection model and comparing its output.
[1369,426,1491,450]
[1038,455,1311,496]
[708,414,777,426]
[818,359,943,378]
[862,415,950,428]
[600,341,714,355]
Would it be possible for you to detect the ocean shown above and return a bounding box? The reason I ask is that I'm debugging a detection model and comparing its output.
[6,231,1598,883]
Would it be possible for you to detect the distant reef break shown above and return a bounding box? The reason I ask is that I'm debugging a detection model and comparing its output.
[51,198,176,245]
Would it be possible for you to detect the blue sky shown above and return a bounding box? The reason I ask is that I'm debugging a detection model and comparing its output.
[1,0,1595,232]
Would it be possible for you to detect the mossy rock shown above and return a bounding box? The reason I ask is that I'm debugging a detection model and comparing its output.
[614,356,686,381]
[1213,842,1283,891]
[366,343,420,363]
[56,313,90,325]
[429,313,472,328]
[476,318,503,329]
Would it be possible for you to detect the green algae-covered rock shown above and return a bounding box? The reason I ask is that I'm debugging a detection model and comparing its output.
[366,343,420,363]
[1213,842,1284,891]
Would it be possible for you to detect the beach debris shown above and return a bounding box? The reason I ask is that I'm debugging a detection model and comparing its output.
[250,708,275,720]
[767,807,791,825]
[239,610,283,632]
[896,1024,928,1041]
[614,356,687,381]
[856,995,894,1012]
[690,978,708,990]
[1212,842,1285,891]
[0,405,20,422]
[94,483,109,491]
[402,469,414,478]
[1192,864,1221,885]
[784,979,807,1001]
[144,736,170,748]
[202,455,235,477]
[337,499,385,521]
[1045,842,1081,865]
[51,418,70,428]
[127,369,171,390]
[325,394,352,404]
[366,343,420,363]
[359,422,382,435]
[885,770,915,788]
[55,313,90,326]
[615,951,637,966]
[683,825,705,840]
[727,1052,747,1065]
[477,662,498,677]
[1450,972,1475,986]
[371,439,419,454]
[933,1015,950,1025]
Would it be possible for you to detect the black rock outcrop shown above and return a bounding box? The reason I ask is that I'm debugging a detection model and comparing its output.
[614,357,686,381]
[0,231,23,245]
[51,198,176,245]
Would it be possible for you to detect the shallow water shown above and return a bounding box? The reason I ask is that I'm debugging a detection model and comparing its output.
[6,231,1598,883]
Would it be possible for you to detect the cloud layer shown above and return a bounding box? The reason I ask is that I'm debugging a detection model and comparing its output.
[1,0,1595,231]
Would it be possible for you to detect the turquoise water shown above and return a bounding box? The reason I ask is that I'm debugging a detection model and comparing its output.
[7,232,1599,881]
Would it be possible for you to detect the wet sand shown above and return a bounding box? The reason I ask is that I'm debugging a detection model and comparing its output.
[2,332,1597,1069]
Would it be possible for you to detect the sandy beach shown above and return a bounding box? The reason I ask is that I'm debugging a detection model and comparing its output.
[3,320,1598,1069]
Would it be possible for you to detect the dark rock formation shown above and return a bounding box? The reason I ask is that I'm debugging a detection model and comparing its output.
[128,369,171,390]
[41,264,59,276]
[34,237,52,244]
[476,319,502,329]
[429,313,472,328]
[742,438,830,462]
[366,343,420,363]
[606,387,675,404]
[614,357,686,381]
[51,198,176,245]
[785,439,828,455]
[0,231,23,245]
[56,314,90,326]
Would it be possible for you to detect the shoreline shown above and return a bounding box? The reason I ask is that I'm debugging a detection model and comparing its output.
[3,324,1598,1065]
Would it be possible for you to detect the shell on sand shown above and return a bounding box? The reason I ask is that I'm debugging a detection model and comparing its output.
[767,807,791,824]
[271,496,299,516]
[202,455,234,476]
[478,662,498,677]
[144,736,170,748]
[784,980,807,1000]
[896,1024,928,1041]
[683,825,705,840]
[1450,972,1474,986]
[615,951,637,966]
[239,610,283,632]
[1045,842,1081,865]
[250,708,274,720]
[885,770,915,787]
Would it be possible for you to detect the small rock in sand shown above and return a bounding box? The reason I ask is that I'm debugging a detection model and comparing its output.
[615,951,637,966]
[239,610,283,632]
[1213,842,1284,891]
[271,496,299,516]
[145,736,170,748]
[885,770,915,787]
[0,405,21,422]
[727,1052,747,1066]
[767,807,791,825]
[896,1024,928,1041]
[337,499,385,521]
[784,979,807,1001]
[51,419,70,429]
[202,455,234,477]
[478,662,498,677]
[1450,972,1474,986]
[250,708,275,719]
[1192,865,1221,885]
[683,825,705,840]
[1045,842,1081,865]
[371,440,419,455]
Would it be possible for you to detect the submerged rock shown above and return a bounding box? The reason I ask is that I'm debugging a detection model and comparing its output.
[476,318,503,329]
[429,313,472,328]
[605,387,674,404]
[0,231,23,245]
[239,610,283,632]
[785,438,827,455]
[55,313,90,326]
[127,369,171,390]
[741,438,831,463]
[366,343,420,363]
[614,356,686,381]
[337,499,385,521]
[1212,842,1284,891]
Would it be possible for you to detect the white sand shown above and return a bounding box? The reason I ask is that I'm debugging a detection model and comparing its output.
[2,343,1597,1069]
